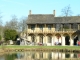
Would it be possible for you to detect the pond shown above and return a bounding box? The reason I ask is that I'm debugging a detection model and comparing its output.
[0,51,80,60]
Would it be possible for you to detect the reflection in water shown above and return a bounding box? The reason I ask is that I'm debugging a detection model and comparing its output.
[65,53,70,58]
[0,51,80,60]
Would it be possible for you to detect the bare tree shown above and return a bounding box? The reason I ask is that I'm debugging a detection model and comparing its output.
[60,5,73,31]
[5,15,27,34]
[61,5,73,17]
[0,12,3,40]
[0,12,2,26]
[5,15,18,31]
[18,16,27,32]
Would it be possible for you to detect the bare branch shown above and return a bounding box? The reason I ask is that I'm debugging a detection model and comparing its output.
[61,5,73,17]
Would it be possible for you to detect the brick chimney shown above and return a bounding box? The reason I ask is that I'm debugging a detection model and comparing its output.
[53,10,55,17]
[29,10,31,15]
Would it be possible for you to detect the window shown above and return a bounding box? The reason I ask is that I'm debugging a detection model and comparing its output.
[39,35,43,43]
[31,25,35,30]
[55,24,61,31]
[48,25,52,30]
[48,36,52,43]
[72,23,78,30]
[31,35,35,42]
[63,24,69,28]
[39,25,43,30]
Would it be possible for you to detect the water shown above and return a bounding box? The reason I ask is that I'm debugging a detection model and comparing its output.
[0,51,80,60]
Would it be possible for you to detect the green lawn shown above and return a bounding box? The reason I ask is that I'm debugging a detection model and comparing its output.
[0,45,80,50]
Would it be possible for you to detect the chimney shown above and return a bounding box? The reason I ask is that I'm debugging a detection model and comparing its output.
[53,10,55,17]
[29,10,31,15]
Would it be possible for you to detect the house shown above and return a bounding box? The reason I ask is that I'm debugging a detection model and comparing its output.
[26,10,80,46]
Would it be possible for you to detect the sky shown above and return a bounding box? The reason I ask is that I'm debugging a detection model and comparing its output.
[0,0,80,24]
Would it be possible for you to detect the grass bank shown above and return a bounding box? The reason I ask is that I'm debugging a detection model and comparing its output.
[1,45,80,49]
[0,45,80,52]
[0,45,80,49]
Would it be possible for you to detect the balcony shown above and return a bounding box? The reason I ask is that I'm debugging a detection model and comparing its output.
[27,29,77,34]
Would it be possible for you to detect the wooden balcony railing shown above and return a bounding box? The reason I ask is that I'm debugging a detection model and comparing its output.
[27,29,77,34]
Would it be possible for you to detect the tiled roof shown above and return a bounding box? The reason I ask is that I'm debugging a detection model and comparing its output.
[26,14,80,24]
